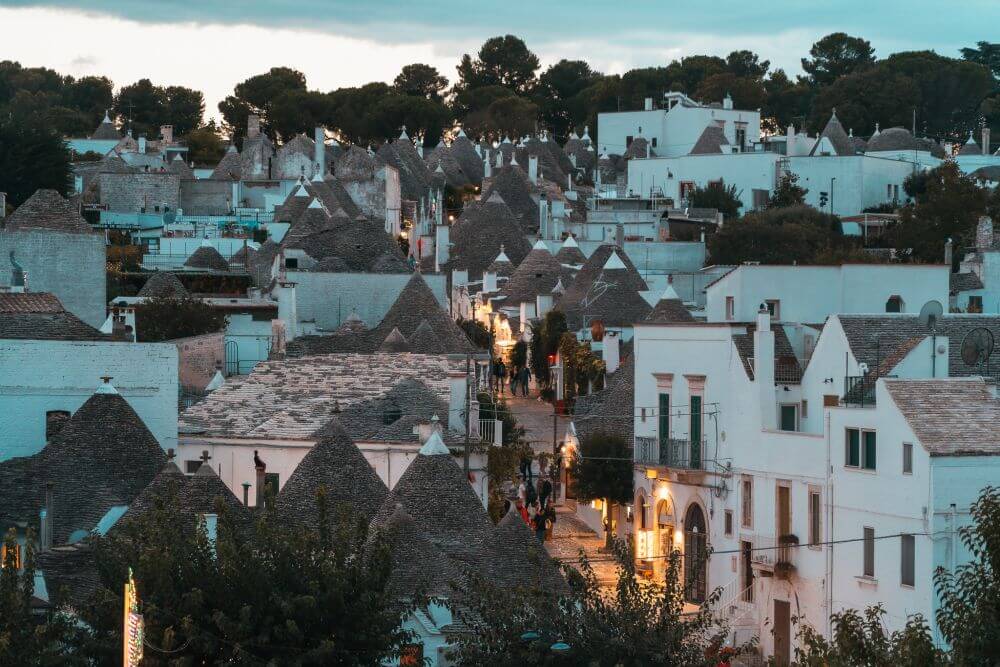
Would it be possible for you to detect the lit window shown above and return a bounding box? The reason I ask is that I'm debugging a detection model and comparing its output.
[1,543,21,569]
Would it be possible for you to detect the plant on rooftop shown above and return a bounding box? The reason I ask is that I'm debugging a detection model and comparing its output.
[134,296,228,343]
[767,173,808,209]
[688,181,743,221]
[449,538,741,666]
[456,317,490,350]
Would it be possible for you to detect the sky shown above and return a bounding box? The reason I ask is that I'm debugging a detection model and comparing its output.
[1,1,996,120]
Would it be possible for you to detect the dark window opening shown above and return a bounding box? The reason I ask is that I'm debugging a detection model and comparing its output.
[285,257,299,269]
[45,410,71,442]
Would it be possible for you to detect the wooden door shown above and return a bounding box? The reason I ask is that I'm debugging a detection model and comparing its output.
[773,599,791,665]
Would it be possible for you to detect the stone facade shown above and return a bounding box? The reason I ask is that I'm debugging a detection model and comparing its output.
[0,230,106,327]
[172,332,224,392]
[0,339,179,460]
[179,180,233,215]
[99,172,180,213]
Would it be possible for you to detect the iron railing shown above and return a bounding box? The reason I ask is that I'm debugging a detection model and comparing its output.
[634,436,705,470]
[843,374,895,407]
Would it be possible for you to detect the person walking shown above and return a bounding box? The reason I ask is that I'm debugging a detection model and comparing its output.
[532,502,547,542]
[497,360,507,395]
[539,475,553,510]
[519,366,531,396]
[516,497,530,525]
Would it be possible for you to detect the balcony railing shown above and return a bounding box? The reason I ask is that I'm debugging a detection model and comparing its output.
[749,533,798,579]
[843,374,895,407]
[634,436,705,470]
[478,418,503,446]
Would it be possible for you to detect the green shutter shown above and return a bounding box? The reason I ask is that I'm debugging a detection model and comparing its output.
[658,394,670,445]
[780,405,797,431]
[864,431,877,470]
[690,396,702,468]
[847,429,860,467]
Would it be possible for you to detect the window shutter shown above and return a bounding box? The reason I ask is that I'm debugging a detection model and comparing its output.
[864,431,877,470]
[658,394,670,445]
[847,429,860,467]
[863,527,875,577]
[901,534,915,586]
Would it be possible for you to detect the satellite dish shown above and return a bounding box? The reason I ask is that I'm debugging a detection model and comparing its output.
[961,328,994,368]
[918,300,944,332]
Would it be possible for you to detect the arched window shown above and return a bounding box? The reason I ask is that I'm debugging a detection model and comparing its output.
[885,295,904,313]
[684,504,708,603]
[637,492,649,530]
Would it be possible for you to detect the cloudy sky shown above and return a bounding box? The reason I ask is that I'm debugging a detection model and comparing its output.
[1,1,995,118]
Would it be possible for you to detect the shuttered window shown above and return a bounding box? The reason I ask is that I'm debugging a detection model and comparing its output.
[846,429,860,467]
[903,443,913,474]
[658,394,670,445]
[901,534,915,587]
[863,527,875,577]
[864,431,877,470]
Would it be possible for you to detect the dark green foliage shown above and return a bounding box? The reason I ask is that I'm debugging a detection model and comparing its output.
[73,487,415,665]
[0,110,71,207]
[184,123,226,164]
[114,79,204,138]
[568,432,632,548]
[768,172,808,209]
[454,35,540,97]
[219,67,307,141]
[888,162,991,264]
[393,64,448,100]
[689,181,742,220]
[510,340,528,370]
[449,539,736,666]
[134,296,228,342]
[934,485,1000,662]
[801,33,876,87]
[456,318,490,349]
[0,529,80,665]
[531,310,568,389]
[793,605,945,665]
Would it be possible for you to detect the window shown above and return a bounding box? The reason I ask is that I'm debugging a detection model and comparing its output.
[382,403,402,425]
[45,410,70,442]
[651,137,658,148]
[680,181,696,201]
[658,394,670,445]
[808,490,821,546]
[903,443,913,474]
[725,296,735,320]
[885,295,903,313]
[736,127,747,151]
[901,534,915,586]
[724,510,734,537]
[765,299,780,320]
[887,184,893,199]
[800,400,809,419]
[689,395,702,468]
[284,257,299,269]
[779,404,798,432]
[968,296,983,313]
[625,135,634,148]
[846,428,876,470]
[185,460,201,474]
[741,476,753,529]
[863,527,875,577]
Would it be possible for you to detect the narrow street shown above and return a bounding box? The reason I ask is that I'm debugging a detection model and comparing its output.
[500,383,621,587]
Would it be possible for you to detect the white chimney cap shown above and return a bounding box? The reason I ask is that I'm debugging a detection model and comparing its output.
[307,198,323,209]
[532,239,549,251]
[293,184,308,197]
[399,125,409,140]
[419,431,450,456]
[501,135,511,144]
[561,235,579,249]
[206,370,225,392]
[456,127,467,138]
[494,245,510,263]
[95,378,118,395]
[660,275,680,301]
[603,250,626,270]
[310,170,323,182]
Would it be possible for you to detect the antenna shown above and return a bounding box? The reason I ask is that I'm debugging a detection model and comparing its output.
[918,300,944,332]
[960,328,994,370]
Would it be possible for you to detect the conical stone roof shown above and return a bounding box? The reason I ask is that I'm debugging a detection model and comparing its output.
[137,272,189,299]
[370,504,459,598]
[560,244,647,309]
[554,235,586,266]
[211,145,242,180]
[449,194,532,279]
[5,189,93,235]
[379,327,411,353]
[646,277,695,324]
[502,241,572,306]
[371,273,476,353]
[184,245,230,271]
[490,504,567,592]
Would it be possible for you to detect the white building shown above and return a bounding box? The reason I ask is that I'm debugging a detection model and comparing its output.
[598,92,761,159]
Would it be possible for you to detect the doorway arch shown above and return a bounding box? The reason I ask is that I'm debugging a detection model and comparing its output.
[684,503,708,604]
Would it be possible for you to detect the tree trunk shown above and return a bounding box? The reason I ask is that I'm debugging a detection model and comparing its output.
[604,498,614,550]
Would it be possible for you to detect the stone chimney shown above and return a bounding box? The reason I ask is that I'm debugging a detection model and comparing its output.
[976,216,994,251]
[723,93,734,110]
[538,193,548,238]
[254,452,266,507]
[753,304,776,430]
[604,330,621,374]
[644,97,653,111]
[160,124,174,144]
[448,370,468,434]
[945,238,953,266]
[138,135,147,154]
[983,127,991,157]
[483,156,492,178]
[247,114,261,139]
[615,223,625,248]
[314,126,325,176]
[435,223,450,272]
[528,155,539,184]
[39,481,53,550]
[276,281,298,341]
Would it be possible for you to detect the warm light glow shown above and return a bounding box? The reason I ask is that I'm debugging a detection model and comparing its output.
[657,484,670,500]
[591,499,604,511]
[645,468,658,480]
[636,530,654,559]
[674,529,684,544]
[400,230,408,239]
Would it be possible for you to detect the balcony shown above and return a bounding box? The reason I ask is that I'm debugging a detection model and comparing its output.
[750,534,798,580]
[635,436,705,470]
[843,374,895,407]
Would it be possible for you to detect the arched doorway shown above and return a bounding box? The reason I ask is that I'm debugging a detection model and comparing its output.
[684,503,708,604]
[655,496,676,579]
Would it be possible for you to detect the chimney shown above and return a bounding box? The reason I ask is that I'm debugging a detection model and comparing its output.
[495,151,502,168]
[314,126,325,176]
[254,459,266,507]
[452,268,468,289]
[983,127,991,156]
[723,93,734,110]
[539,193,548,238]
[247,114,260,139]
[569,153,577,168]
[483,265,498,293]
[528,155,538,184]
[567,173,573,191]
[615,223,625,248]
[945,237,954,266]
[276,280,298,341]
[40,481,53,550]
[754,304,776,430]
[160,124,173,144]
[484,156,492,178]
[604,330,621,374]
[435,223,450,272]
[976,216,994,250]
[644,97,653,111]
[242,482,251,506]
[138,135,147,154]
[447,370,468,434]
[0,191,6,218]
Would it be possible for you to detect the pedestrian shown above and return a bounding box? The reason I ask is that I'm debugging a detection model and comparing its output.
[516,497,530,525]
[509,366,519,395]
[517,474,527,505]
[490,359,500,392]
[519,455,532,483]
[525,478,538,506]
[532,502,547,542]
[521,366,531,396]
[497,360,507,395]
[539,475,553,509]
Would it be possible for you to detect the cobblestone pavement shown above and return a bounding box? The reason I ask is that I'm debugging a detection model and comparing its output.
[501,384,568,458]
[545,505,620,587]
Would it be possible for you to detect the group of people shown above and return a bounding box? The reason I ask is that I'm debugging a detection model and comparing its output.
[510,472,555,543]
[490,359,531,397]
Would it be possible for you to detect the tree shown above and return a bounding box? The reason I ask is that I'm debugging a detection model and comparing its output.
[935,485,1000,663]
[134,296,228,342]
[536,60,602,140]
[0,109,71,207]
[768,173,808,208]
[0,529,79,665]
[73,487,415,665]
[450,539,735,665]
[184,123,226,164]
[689,181,743,220]
[888,162,989,264]
[808,66,921,136]
[218,67,308,140]
[762,69,813,133]
[960,41,1000,79]
[569,432,633,549]
[393,63,448,100]
[664,55,727,95]
[455,35,540,96]
[801,32,876,87]
[113,78,167,138]
[793,605,945,665]
[267,88,331,140]
[511,340,527,370]
[163,85,205,136]
[531,310,567,391]
[708,205,859,266]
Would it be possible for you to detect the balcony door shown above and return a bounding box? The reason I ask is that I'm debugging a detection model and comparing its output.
[776,484,791,564]
[689,395,702,468]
